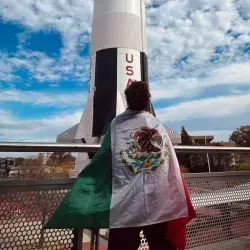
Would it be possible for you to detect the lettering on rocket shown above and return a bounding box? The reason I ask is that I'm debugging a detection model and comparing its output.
[126,53,134,87]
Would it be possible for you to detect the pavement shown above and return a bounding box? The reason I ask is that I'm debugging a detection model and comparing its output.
[189,236,250,250]
[82,229,108,250]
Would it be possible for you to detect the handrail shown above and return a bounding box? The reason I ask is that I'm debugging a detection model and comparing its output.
[0,142,250,153]
[0,178,75,187]
[0,142,100,153]
[174,145,250,153]
[1,172,250,188]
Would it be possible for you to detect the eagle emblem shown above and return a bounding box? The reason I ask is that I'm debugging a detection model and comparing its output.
[120,127,169,175]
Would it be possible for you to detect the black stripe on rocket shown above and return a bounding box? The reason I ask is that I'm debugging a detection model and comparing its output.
[92,48,118,137]
[92,49,155,138]
[140,52,156,117]
[140,52,148,83]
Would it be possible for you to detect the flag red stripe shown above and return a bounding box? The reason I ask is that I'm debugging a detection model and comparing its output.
[167,176,196,250]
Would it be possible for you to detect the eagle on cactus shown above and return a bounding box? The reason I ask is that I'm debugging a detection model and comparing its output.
[120,127,169,175]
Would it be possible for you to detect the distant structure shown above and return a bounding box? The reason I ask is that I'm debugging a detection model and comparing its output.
[57,124,78,144]
[190,135,214,146]
[58,124,181,145]
[165,127,182,145]
[220,141,236,147]
[0,158,15,178]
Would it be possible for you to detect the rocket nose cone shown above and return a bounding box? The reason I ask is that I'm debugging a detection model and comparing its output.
[93,0,144,18]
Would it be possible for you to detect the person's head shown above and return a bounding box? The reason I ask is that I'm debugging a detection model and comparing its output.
[125,81,151,111]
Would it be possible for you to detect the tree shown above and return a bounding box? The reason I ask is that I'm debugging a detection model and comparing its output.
[15,157,25,167]
[178,127,234,173]
[208,142,235,172]
[0,159,10,178]
[46,152,75,177]
[47,152,75,168]
[229,125,250,147]
[229,126,250,171]
[11,153,76,180]
[190,154,208,172]
[181,126,193,145]
[177,126,193,172]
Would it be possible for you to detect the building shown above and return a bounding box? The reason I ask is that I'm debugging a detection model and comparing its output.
[220,141,236,147]
[165,127,182,145]
[57,124,79,144]
[190,135,214,145]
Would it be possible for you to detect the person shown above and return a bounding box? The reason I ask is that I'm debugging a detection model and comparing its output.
[45,81,195,250]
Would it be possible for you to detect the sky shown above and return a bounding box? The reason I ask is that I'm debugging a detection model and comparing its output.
[0,0,250,144]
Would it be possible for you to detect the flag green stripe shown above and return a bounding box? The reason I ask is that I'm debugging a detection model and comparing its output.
[45,126,112,229]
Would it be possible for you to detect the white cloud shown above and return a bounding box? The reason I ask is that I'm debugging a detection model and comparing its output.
[147,0,250,83]
[0,0,93,33]
[151,77,199,100]
[0,49,90,84]
[0,109,82,142]
[0,0,249,86]
[209,63,250,85]
[236,0,250,19]
[0,0,250,145]
[0,52,20,82]
[156,94,250,122]
[151,62,250,100]
[0,109,13,124]
[0,107,235,143]
[0,0,93,84]
[0,88,87,107]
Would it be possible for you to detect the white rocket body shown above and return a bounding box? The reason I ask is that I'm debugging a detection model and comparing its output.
[57,0,150,174]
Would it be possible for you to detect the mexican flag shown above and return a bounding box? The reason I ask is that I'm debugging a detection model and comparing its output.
[45,110,196,249]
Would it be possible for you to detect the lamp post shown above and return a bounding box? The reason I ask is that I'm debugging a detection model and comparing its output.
[205,136,211,173]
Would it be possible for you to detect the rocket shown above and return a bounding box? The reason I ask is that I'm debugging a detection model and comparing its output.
[57,0,154,174]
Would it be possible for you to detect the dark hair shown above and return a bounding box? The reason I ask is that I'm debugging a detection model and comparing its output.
[125,81,151,111]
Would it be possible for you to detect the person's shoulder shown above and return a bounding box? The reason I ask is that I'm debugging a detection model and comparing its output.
[112,111,126,123]
[112,110,160,124]
[145,112,167,129]
[111,110,129,128]
[145,111,162,122]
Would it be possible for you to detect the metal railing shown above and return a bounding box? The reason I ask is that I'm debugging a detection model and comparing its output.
[135,170,250,250]
[185,171,250,250]
[0,178,80,250]
[1,172,250,250]
[1,142,250,153]
[1,143,250,250]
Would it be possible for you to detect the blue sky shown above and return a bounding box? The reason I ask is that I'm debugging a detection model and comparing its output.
[0,0,250,143]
